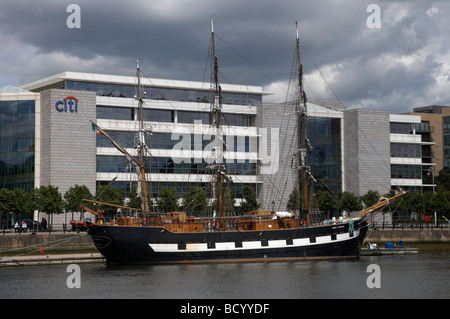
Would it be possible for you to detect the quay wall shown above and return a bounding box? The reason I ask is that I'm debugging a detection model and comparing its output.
[366,229,450,243]
[0,233,95,252]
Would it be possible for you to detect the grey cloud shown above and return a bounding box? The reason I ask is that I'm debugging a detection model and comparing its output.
[1,0,449,112]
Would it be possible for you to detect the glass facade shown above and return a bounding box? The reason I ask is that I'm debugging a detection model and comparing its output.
[97,155,255,175]
[65,80,262,106]
[60,78,262,202]
[307,117,342,195]
[0,100,35,191]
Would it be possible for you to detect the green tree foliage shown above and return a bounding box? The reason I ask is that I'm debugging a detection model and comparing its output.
[425,191,450,218]
[337,191,362,213]
[238,185,259,213]
[435,170,450,192]
[156,187,179,213]
[360,190,380,208]
[127,188,142,210]
[399,191,425,218]
[0,188,13,228]
[183,186,207,215]
[33,185,64,229]
[315,190,337,218]
[286,188,302,212]
[212,187,235,215]
[64,185,93,218]
[95,185,124,216]
[35,185,64,215]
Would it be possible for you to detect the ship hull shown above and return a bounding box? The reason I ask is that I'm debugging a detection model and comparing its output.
[88,220,369,264]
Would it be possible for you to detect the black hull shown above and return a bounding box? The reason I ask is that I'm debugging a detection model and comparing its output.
[88,220,369,264]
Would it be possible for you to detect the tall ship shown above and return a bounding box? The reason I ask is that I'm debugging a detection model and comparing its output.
[86,21,404,264]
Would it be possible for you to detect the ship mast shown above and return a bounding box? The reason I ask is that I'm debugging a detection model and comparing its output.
[210,17,226,229]
[136,60,150,215]
[296,22,311,227]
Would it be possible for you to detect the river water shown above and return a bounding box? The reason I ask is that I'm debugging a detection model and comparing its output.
[1,244,449,300]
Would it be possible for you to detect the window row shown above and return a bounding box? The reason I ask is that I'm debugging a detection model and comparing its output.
[390,143,421,158]
[390,123,414,134]
[391,164,422,179]
[66,80,262,106]
[96,155,257,175]
[97,131,256,152]
[96,106,254,127]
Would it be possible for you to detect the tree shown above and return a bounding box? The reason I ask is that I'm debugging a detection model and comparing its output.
[286,188,302,212]
[238,185,259,213]
[399,191,424,220]
[35,185,64,230]
[222,188,236,215]
[64,185,93,219]
[337,191,362,213]
[316,190,337,219]
[182,186,207,215]
[0,188,13,229]
[95,185,124,218]
[360,190,380,208]
[126,188,141,210]
[156,187,179,213]
[425,190,450,221]
[435,170,450,192]
[211,187,235,215]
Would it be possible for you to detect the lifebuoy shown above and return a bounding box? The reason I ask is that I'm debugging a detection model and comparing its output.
[39,247,45,254]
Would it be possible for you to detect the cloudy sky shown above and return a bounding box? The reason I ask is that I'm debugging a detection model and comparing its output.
[1,0,449,113]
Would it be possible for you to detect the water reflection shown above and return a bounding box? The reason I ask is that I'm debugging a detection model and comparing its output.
[1,245,449,299]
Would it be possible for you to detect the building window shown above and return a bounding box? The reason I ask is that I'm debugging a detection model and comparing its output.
[390,143,421,158]
[390,122,413,134]
[140,109,174,122]
[306,117,342,194]
[97,106,134,121]
[177,111,210,124]
[391,165,422,179]
[0,100,35,191]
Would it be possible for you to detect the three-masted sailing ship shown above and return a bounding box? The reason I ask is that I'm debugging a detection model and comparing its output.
[86,22,404,264]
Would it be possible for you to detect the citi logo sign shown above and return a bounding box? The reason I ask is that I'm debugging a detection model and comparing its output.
[55,96,78,113]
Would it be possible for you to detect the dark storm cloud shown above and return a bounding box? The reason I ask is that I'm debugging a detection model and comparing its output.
[1,0,449,112]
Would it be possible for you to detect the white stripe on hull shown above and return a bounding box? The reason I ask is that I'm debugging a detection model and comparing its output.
[149,229,360,253]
